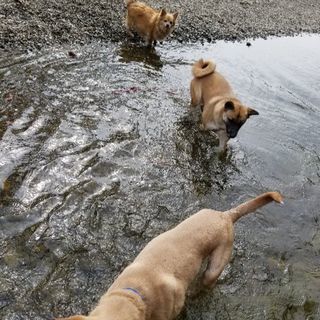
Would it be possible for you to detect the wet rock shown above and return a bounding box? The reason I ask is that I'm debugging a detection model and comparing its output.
[68,51,77,58]
[281,264,291,284]
[252,270,269,282]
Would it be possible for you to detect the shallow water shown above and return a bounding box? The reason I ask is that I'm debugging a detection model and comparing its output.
[0,35,319,320]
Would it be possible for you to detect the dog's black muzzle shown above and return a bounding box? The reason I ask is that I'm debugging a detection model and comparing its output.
[226,120,244,138]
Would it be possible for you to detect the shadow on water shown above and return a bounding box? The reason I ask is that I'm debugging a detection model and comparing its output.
[118,41,163,70]
[0,35,320,319]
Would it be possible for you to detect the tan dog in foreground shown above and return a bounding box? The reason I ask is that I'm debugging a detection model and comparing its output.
[190,59,259,152]
[125,0,178,46]
[56,192,283,320]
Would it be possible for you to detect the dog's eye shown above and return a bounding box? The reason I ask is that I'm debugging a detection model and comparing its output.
[164,20,167,22]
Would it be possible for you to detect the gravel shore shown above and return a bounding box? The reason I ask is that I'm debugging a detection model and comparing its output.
[1,0,320,51]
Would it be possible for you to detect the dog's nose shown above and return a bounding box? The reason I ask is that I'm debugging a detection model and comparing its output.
[227,129,238,138]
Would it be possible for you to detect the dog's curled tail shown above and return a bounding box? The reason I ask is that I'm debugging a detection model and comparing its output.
[125,0,136,6]
[228,192,284,223]
[192,59,216,78]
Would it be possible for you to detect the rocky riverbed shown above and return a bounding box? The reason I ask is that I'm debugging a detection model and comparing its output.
[1,0,320,51]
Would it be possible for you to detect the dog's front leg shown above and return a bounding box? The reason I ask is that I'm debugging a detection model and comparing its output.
[202,244,232,288]
[216,131,229,153]
[145,35,154,47]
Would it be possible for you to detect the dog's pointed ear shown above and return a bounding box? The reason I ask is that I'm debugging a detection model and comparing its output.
[160,8,167,16]
[173,12,178,20]
[247,108,259,117]
[224,101,235,111]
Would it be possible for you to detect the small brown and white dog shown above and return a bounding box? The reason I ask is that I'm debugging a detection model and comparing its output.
[125,0,178,46]
[190,59,259,152]
[56,191,283,320]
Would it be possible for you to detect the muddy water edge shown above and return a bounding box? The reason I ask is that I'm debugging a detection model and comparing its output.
[0,35,320,319]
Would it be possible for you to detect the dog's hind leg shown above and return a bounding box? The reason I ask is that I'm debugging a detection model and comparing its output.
[202,243,233,289]
[127,29,135,38]
[190,80,202,107]
[125,18,135,38]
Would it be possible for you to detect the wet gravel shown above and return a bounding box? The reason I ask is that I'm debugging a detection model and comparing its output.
[1,0,320,51]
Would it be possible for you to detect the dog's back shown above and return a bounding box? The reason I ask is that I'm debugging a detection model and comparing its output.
[126,0,157,33]
[191,58,235,107]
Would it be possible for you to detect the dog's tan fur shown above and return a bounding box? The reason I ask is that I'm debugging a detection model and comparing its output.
[56,192,283,320]
[125,0,178,46]
[190,59,259,151]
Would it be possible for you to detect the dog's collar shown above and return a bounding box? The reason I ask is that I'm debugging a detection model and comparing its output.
[123,287,145,300]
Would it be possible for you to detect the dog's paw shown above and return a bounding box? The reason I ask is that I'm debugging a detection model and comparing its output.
[213,147,228,161]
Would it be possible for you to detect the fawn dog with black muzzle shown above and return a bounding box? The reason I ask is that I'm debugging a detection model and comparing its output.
[190,59,259,152]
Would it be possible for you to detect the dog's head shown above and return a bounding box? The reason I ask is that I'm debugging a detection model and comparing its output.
[158,9,178,33]
[223,100,259,138]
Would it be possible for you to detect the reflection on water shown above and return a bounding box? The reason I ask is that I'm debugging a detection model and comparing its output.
[0,35,320,319]
[118,41,164,70]
[175,112,238,195]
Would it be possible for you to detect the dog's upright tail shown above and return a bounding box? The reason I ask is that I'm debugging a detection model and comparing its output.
[192,59,216,78]
[227,192,284,223]
[125,0,136,6]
